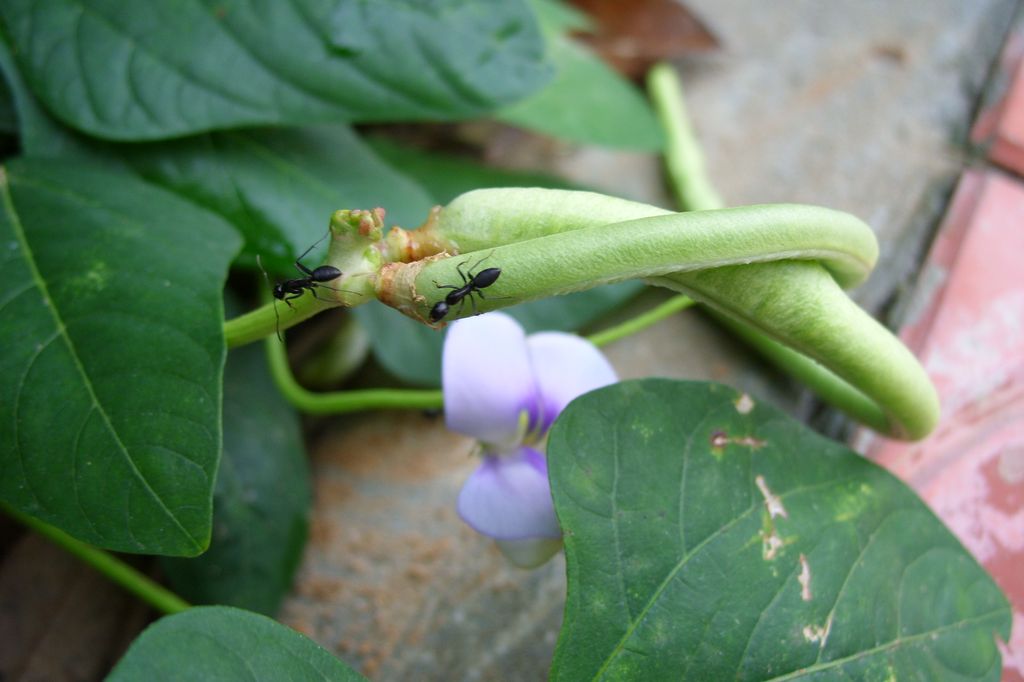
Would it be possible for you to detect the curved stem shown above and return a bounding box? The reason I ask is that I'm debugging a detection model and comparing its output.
[2,503,190,615]
[263,332,443,414]
[587,295,695,348]
[224,293,328,349]
[649,62,723,212]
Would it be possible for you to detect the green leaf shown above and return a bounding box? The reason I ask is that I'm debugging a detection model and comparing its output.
[160,341,311,615]
[366,135,578,204]
[496,30,663,150]
[527,0,593,34]
[0,34,435,274]
[123,126,435,274]
[0,67,17,134]
[106,606,365,681]
[548,380,1011,681]
[0,31,112,163]
[0,0,551,141]
[0,159,241,556]
[352,301,445,387]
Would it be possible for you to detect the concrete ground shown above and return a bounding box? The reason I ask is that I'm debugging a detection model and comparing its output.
[278,2,1019,680]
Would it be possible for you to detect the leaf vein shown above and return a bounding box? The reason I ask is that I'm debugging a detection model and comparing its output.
[63,0,264,120]
[591,475,852,680]
[71,406,106,540]
[12,328,61,513]
[610,422,632,622]
[765,608,1010,681]
[1,169,203,552]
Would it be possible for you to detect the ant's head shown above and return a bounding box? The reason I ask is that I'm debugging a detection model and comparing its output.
[272,281,286,300]
[429,301,449,323]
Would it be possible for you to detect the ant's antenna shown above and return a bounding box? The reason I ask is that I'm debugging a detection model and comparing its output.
[296,228,333,264]
[256,254,283,343]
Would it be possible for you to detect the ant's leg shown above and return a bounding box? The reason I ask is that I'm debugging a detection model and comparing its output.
[463,252,494,280]
[455,259,470,286]
[257,254,285,340]
[433,280,459,291]
[282,291,304,308]
[272,299,283,342]
[309,285,357,302]
[316,283,361,296]
[294,229,333,276]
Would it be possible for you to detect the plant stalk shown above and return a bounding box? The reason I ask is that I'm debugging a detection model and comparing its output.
[3,503,190,615]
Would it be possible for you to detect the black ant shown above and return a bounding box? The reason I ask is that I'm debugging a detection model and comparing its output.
[258,230,354,341]
[430,254,502,322]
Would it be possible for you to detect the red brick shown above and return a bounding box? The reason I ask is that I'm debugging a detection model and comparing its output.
[974,31,1024,176]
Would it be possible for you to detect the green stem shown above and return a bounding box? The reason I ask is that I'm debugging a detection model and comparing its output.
[587,295,695,348]
[648,62,723,212]
[256,292,688,416]
[224,294,328,349]
[263,332,443,414]
[2,503,190,615]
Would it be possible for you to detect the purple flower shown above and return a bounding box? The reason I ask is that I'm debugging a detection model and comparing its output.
[443,312,617,568]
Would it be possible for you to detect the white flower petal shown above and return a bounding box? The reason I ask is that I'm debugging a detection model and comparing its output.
[443,313,539,449]
[526,332,618,432]
[456,448,560,541]
[494,538,563,569]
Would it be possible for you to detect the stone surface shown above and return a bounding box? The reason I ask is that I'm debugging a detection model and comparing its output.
[280,412,566,680]
[680,0,1014,313]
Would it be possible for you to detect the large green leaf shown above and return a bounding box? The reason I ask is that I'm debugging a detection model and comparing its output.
[0,67,16,133]
[0,34,435,274]
[548,380,1011,680]
[160,341,311,615]
[107,606,365,681]
[0,159,241,556]
[497,2,663,150]
[0,31,110,163]
[122,126,435,274]
[0,0,551,141]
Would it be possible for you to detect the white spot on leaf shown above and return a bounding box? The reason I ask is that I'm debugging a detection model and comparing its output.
[756,475,788,519]
[762,530,783,560]
[798,553,812,601]
[735,393,755,414]
[802,614,833,645]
